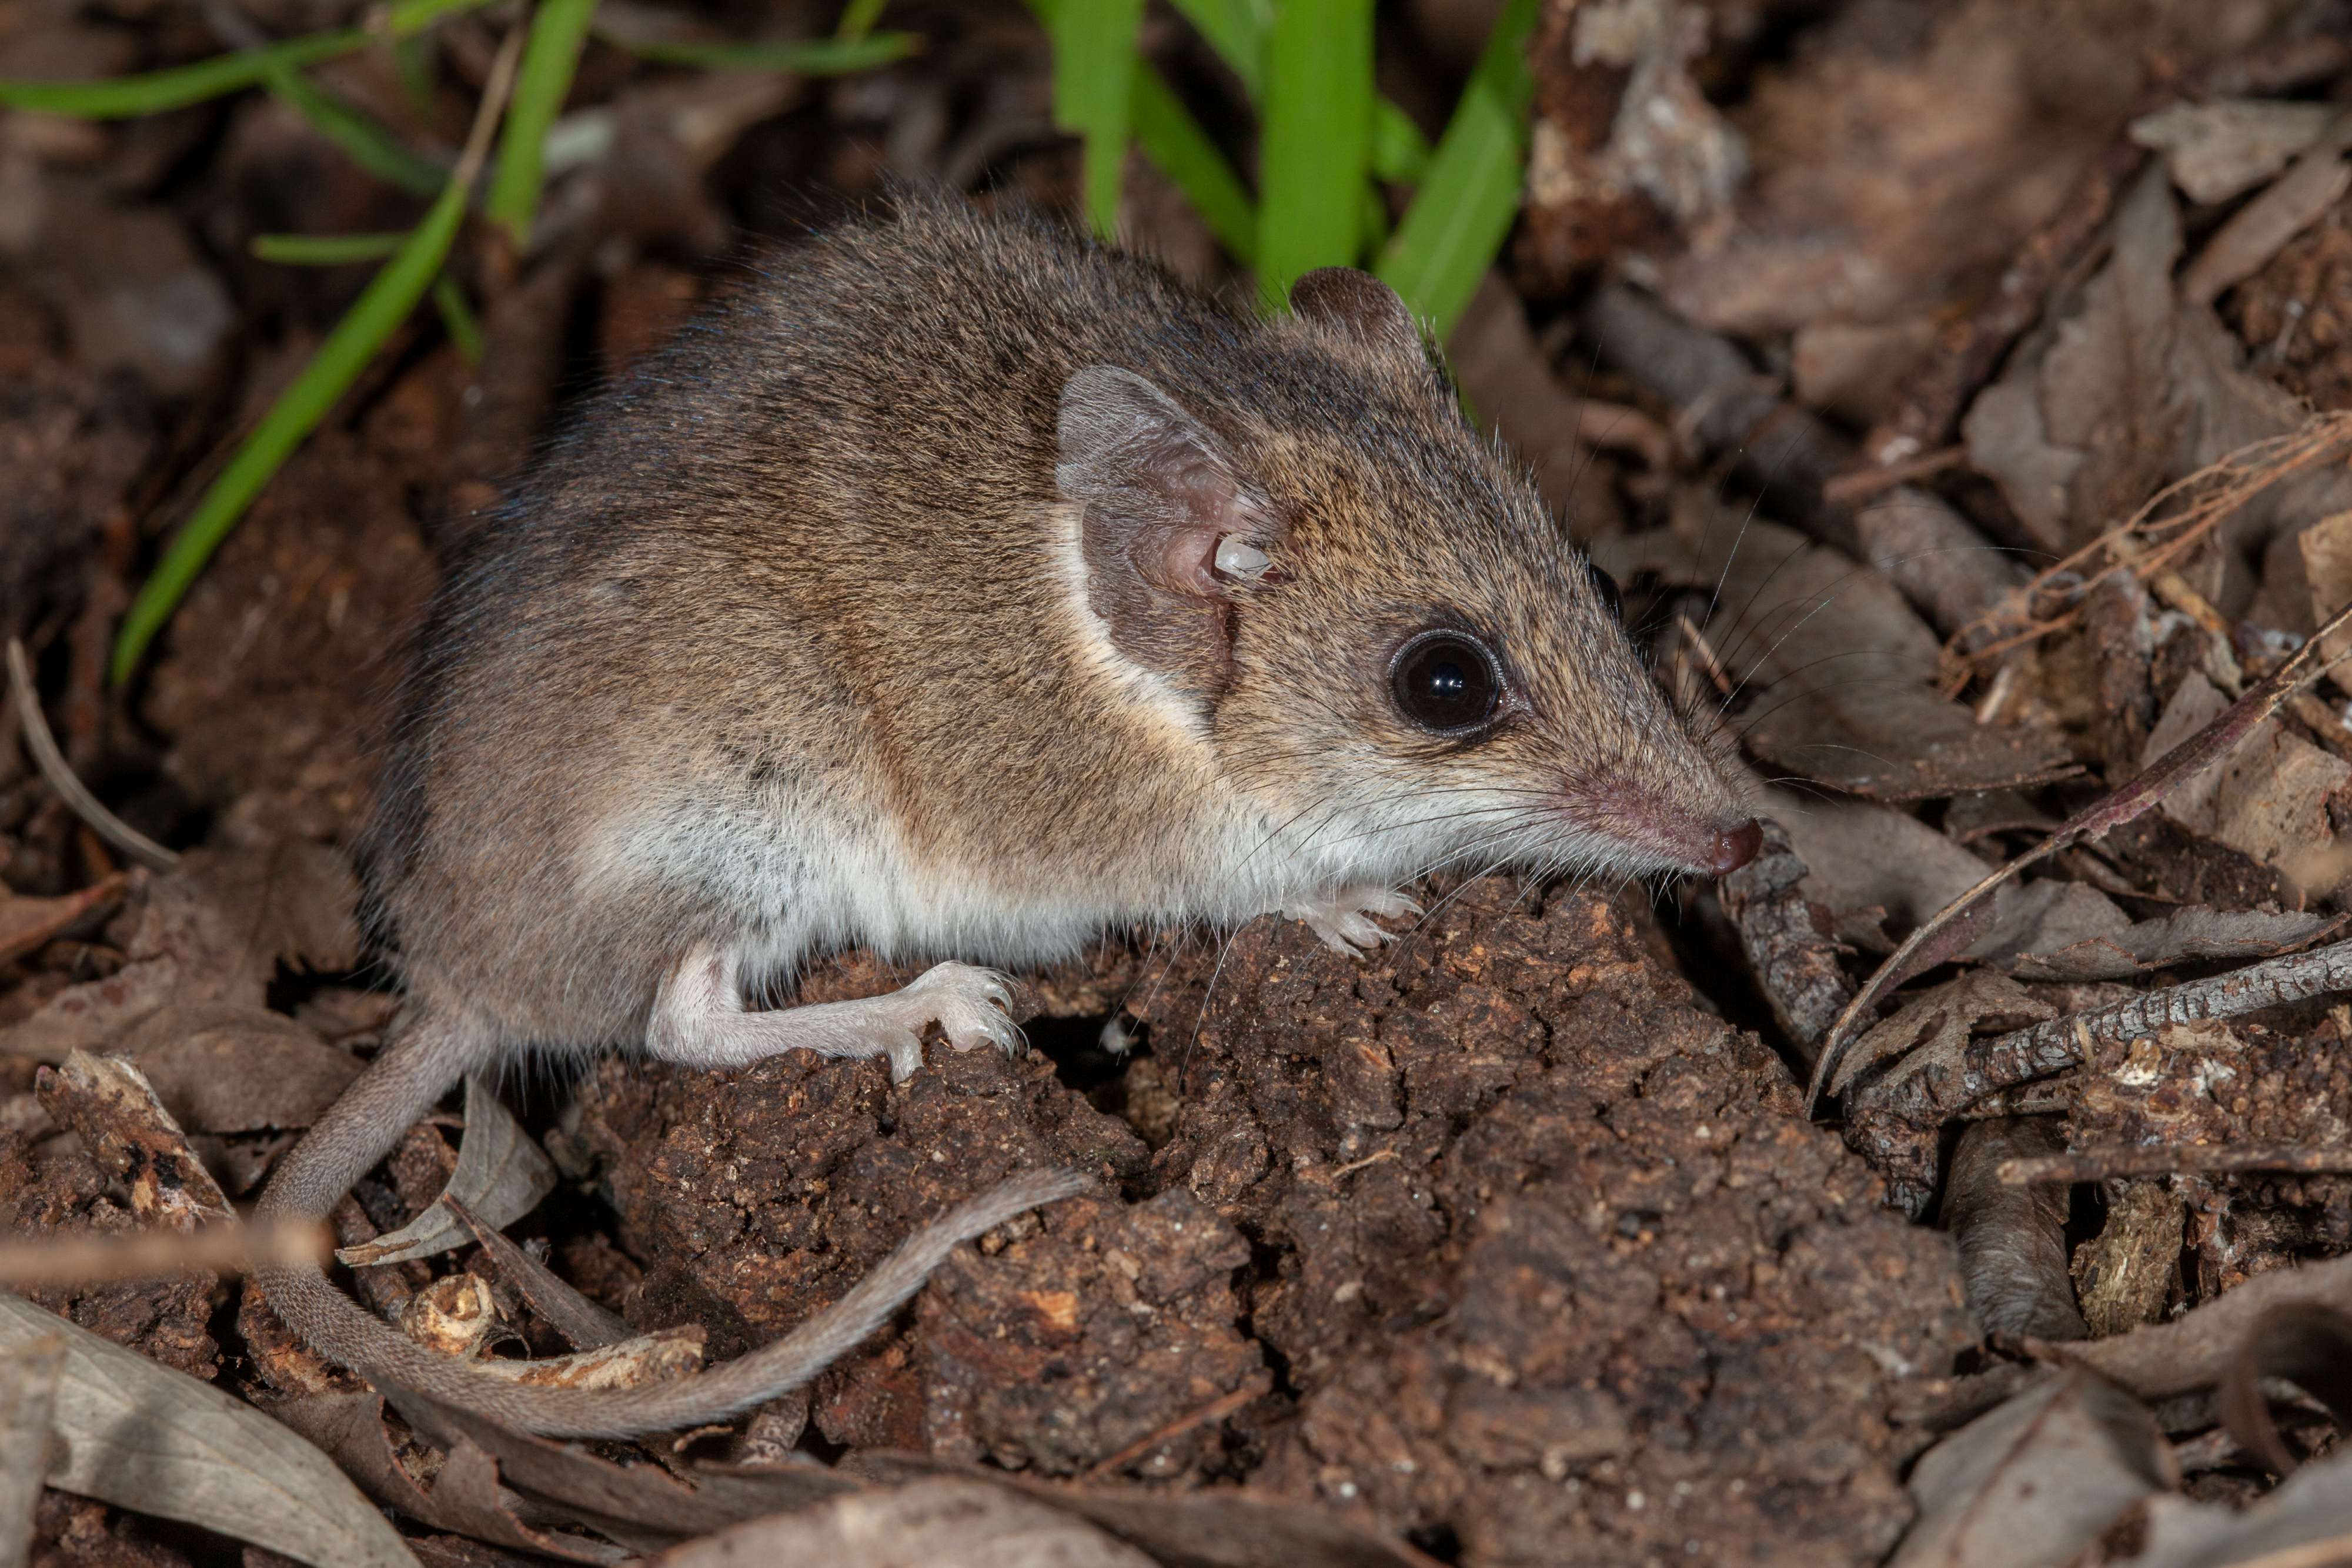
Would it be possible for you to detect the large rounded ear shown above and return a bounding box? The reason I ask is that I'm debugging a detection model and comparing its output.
[1289,268,1428,368]
[1057,366,1280,694]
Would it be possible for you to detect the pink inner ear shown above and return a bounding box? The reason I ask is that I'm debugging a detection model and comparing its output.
[1147,524,1225,597]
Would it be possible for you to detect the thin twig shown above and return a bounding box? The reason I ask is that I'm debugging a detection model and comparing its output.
[1999,1142,2352,1185]
[0,1218,330,1287]
[5,638,178,871]
[1085,1376,1272,1478]
[1874,937,2352,1126]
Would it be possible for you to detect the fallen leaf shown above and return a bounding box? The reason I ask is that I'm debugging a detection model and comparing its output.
[2146,672,2350,870]
[2130,98,2336,205]
[2216,1302,2352,1477]
[646,1477,1159,1567]
[39,1050,232,1228]
[340,1078,556,1268]
[0,1292,417,1568]
[2106,1441,2352,1566]
[119,1002,363,1134]
[2006,907,2343,981]
[0,840,361,1064]
[2054,1254,2352,1402]
[1890,1372,2174,1568]
[0,874,126,968]
[1945,1118,2087,1342]
[0,1332,64,1568]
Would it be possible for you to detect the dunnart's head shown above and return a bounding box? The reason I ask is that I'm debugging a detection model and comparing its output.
[1055,266,1761,892]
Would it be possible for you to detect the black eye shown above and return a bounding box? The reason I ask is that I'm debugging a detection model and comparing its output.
[1389,630,1501,736]
[1588,562,1623,622]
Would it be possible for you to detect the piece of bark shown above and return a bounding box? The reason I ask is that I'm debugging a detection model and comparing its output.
[2074,1181,2185,1338]
[1719,818,1852,1059]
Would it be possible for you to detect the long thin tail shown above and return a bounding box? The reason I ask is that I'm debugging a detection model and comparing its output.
[254,1011,1086,1438]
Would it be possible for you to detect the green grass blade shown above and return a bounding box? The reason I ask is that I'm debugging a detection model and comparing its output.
[599,32,919,73]
[485,0,599,248]
[1371,101,1429,183]
[392,32,437,115]
[0,30,362,117]
[1377,0,1537,337]
[1131,63,1255,262]
[0,0,493,119]
[112,183,469,678]
[249,230,408,264]
[1165,0,1266,95]
[834,0,890,41]
[1257,0,1374,307]
[1167,0,1421,183]
[266,68,447,195]
[1039,0,1145,241]
[431,273,484,363]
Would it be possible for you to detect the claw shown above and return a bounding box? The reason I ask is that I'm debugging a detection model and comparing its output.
[1284,884,1417,957]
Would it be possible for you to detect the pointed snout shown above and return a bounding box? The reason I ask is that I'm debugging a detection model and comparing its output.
[1707,819,1764,877]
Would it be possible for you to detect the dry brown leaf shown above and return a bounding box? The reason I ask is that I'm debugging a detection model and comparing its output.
[2006,907,2343,982]
[0,1331,63,1568]
[2146,672,2349,870]
[2130,99,2336,204]
[1889,1372,2175,1568]
[340,1077,556,1268]
[0,874,126,968]
[2104,1442,2352,1566]
[119,1002,362,1134]
[647,1477,1159,1567]
[1945,1118,2087,1342]
[0,1293,417,1568]
[0,840,360,1063]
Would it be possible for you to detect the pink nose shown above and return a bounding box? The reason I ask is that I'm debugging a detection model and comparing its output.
[1708,819,1763,876]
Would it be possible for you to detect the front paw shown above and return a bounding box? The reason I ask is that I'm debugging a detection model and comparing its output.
[1281,885,1421,956]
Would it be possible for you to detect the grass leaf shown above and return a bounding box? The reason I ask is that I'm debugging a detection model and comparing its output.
[432,273,484,363]
[834,0,891,42]
[598,32,920,73]
[0,0,494,119]
[1371,100,1430,184]
[1376,0,1538,337]
[1040,0,1146,240]
[266,67,447,196]
[1132,63,1255,261]
[485,0,599,248]
[1257,0,1374,306]
[249,231,408,265]
[111,26,523,683]
[1165,0,1267,95]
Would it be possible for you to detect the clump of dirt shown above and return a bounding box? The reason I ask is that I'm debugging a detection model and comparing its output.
[570,883,1973,1565]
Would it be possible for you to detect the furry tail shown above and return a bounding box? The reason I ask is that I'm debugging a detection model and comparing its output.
[253,1009,1087,1437]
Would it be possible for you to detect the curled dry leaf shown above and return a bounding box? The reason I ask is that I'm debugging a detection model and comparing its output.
[1832,970,2053,1100]
[0,1293,417,1568]
[339,1077,557,1268]
[1889,1372,2175,1568]
[2053,1253,2352,1404]
[2216,1302,2352,1477]
[2104,1440,2352,1566]
[646,1477,1159,1568]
